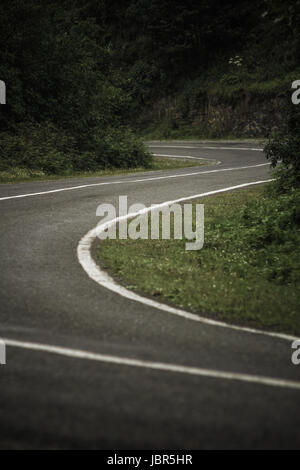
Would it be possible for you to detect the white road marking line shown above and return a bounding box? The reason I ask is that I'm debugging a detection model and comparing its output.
[153,153,209,160]
[149,145,263,151]
[203,146,263,151]
[77,178,298,343]
[149,145,199,149]
[4,337,300,390]
[0,163,269,202]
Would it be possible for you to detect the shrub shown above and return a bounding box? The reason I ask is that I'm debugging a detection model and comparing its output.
[264,135,300,192]
[0,123,152,175]
[264,105,300,192]
[0,123,76,174]
[240,188,300,284]
[73,128,152,171]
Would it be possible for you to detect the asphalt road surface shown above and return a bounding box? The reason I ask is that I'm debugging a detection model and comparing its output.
[0,141,299,450]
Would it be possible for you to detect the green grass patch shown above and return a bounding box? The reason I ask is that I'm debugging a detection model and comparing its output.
[0,157,202,184]
[99,185,300,335]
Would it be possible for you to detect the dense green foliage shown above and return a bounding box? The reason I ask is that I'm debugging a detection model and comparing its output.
[241,188,300,284]
[96,0,300,101]
[1,0,300,172]
[264,105,300,191]
[99,186,300,334]
[94,0,300,133]
[0,0,151,174]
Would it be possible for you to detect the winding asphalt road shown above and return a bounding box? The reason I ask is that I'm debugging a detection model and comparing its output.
[0,141,299,449]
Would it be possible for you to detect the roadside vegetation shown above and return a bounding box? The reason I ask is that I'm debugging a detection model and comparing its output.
[1,1,299,175]
[99,184,300,335]
[0,156,203,184]
[0,1,151,176]
[2,2,299,332]
[99,106,300,335]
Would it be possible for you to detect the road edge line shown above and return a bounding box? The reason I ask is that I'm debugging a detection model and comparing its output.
[4,338,300,390]
[77,179,297,343]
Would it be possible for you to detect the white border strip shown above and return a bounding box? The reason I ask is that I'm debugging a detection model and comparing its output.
[202,147,263,151]
[0,163,268,201]
[149,145,263,151]
[77,179,297,343]
[4,338,300,390]
[153,153,209,160]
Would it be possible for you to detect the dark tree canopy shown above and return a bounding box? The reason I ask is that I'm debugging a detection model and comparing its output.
[0,0,299,173]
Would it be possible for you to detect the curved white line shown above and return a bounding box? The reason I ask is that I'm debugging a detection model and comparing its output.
[4,338,300,390]
[77,178,297,342]
[149,145,263,151]
[204,147,263,151]
[0,163,268,202]
[153,153,212,160]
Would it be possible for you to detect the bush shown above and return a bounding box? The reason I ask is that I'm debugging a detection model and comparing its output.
[264,135,300,192]
[74,128,152,171]
[240,188,300,284]
[0,123,76,174]
[97,128,152,169]
[0,2,152,177]
[264,105,300,192]
[0,123,152,175]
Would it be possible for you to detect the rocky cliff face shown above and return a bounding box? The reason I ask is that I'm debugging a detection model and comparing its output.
[144,92,287,138]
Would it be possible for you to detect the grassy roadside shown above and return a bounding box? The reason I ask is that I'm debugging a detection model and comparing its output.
[98,184,300,335]
[0,156,204,185]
